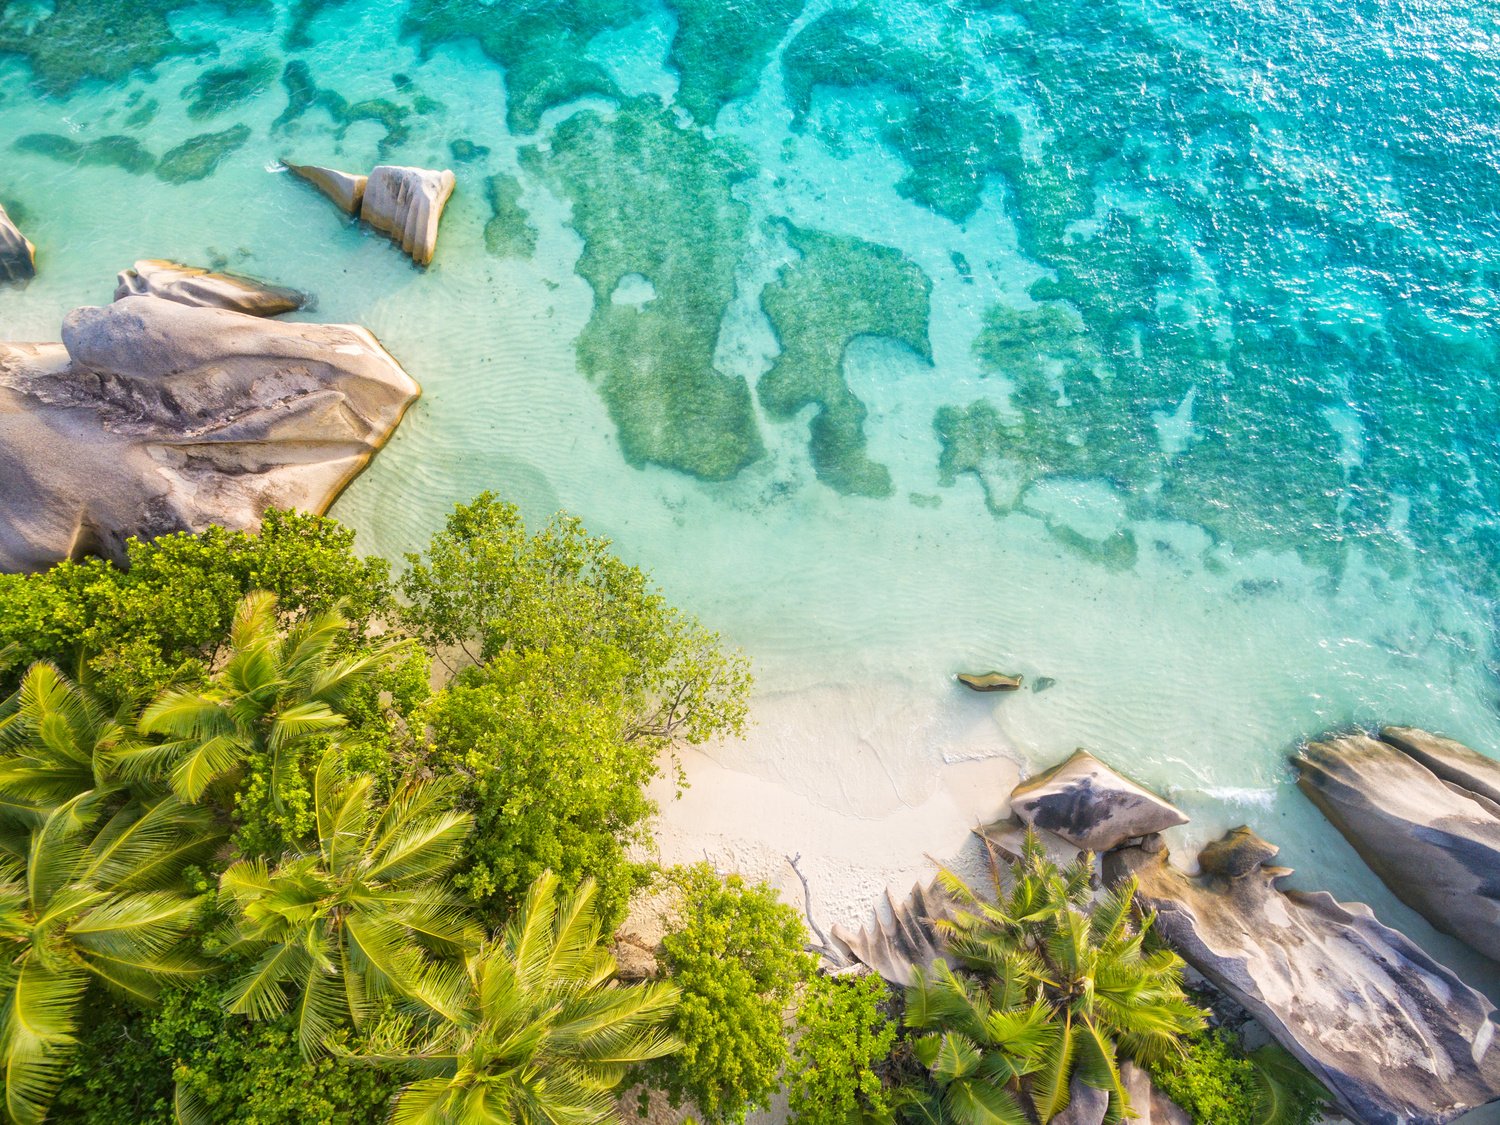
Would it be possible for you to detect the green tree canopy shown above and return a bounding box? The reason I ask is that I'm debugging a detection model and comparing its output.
[650,864,814,1124]
[0,511,395,706]
[215,750,479,1056]
[910,833,1206,1125]
[0,793,215,1124]
[357,870,681,1125]
[139,591,400,854]
[400,493,749,750]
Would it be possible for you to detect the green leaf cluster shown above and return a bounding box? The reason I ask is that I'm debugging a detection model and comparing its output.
[904,833,1207,1125]
[1149,1033,1327,1125]
[650,864,816,1124]
[0,510,397,707]
[789,973,897,1125]
[404,494,750,930]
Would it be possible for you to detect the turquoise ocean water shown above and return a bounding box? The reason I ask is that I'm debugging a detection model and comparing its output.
[5,0,1500,1041]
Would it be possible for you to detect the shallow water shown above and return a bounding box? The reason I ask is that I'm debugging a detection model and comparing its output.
[4,0,1500,1070]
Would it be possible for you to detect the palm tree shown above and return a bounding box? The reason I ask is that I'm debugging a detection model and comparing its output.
[355,870,681,1125]
[138,590,391,805]
[215,749,480,1056]
[911,832,1205,1124]
[0,662,171,827]
[0,792,214,1124]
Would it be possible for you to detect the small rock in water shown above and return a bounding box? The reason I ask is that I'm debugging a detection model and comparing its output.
[114,260,305,317]
[0,203,37,283]
[360,164,456,266]
[957,670,1024,692]
[284,160,368,215]
[1031,675,1057,693]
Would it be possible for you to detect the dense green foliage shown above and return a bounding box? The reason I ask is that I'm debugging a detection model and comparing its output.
[404,494,749,928]
[0,510,399,706]
[0,500,766,1123]
[1149,1033,1327,1125]
[905,834,1206,1125]
[0,794,216,1123]
[215,750,479,1054]
[356,871,680,1125]
[650,864,815,1124]
[789,973,897,1125]
[0,499,1233,1124]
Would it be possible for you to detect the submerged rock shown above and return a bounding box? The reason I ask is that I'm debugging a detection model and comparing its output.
[1010,749,1188,852]
[285,160,368,215]
[0,203,36,283]
[956,670,1023,691]
[1107,830,1500,1125]
[359,164,455,266]
[114,260,305,316]
[1295,729,1500,963]
[0,295,418,572]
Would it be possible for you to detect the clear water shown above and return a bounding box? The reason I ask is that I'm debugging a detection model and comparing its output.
[4,0,1500,1053]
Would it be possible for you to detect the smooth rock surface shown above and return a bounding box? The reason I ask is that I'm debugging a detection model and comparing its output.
[1010,749,1189,852]
[1051,1075,1108,1125]
[1381,725,1500,808]
[114,260,305,316]
[0,295,418,571]
[0,203,36,283]
[285,161,367,214]
[360,165,455,266]
[957,670,1023,691]
[1296,730,1500,963]
[1107,831,1500,1125]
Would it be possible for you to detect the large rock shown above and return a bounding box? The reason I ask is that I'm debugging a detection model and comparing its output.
[1107,831,1500,1125]
[285,161,367,214]
[0,295,418,571]
[114,260,305,317]
[1010,749,1188,852]
[359,165,455,266]
[1295,730,1500,963]
[0,203,36,283]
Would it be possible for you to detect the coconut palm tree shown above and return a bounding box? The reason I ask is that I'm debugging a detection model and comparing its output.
[138,590,391,805]
[355,870,681,1125]
[215,749,480,1056]
[0,791,214,1124]
[0,662,173,829]
[910,832,1206,1124]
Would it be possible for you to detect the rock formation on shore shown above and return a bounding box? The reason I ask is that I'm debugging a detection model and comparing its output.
[1010,749,1188,852]
[284,160,454,265]
[114,260,305,316]
[0,294,419,572]
[0,203,36,283]
[1295,727,1500,963]
[1108,830,1500,1125]
[829,880,950,986]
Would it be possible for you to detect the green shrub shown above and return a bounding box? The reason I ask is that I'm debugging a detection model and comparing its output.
[153,981,401,1124]
[0,509,395,704]
[789,973,897,1125]
[1150,1032,1326,1125]
[424,642,658,929]
[650,864,815,1123]
[50,982,401,1125]
[1149,1030,1258,1124]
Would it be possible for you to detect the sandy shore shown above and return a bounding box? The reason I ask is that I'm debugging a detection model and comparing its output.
[647,677,1023,933]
